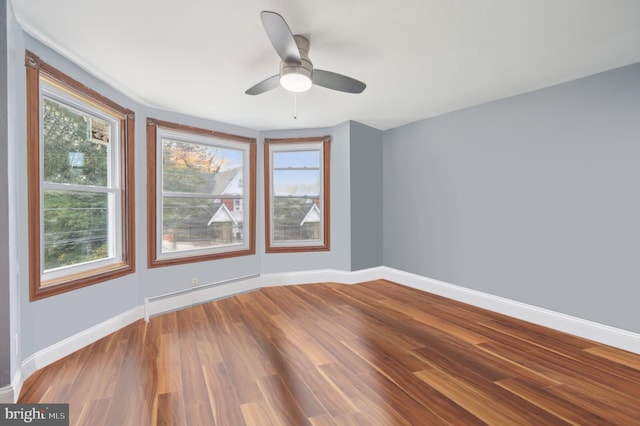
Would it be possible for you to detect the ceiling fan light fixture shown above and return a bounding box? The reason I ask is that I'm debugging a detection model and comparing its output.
[245,12,366,96]
[280,65,312,93]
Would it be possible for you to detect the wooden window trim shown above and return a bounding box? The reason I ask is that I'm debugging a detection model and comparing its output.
[264,135,331,253]
[26,50,135,301]
[146,118,256,268]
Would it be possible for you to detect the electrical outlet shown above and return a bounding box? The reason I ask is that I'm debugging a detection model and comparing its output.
[191,277,198,287]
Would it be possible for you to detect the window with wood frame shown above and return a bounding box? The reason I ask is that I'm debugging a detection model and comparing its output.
[147,119,256,267]
[25,51,135,301]
[264,136,330,252]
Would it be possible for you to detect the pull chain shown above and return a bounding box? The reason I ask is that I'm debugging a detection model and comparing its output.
[293,93,298,120]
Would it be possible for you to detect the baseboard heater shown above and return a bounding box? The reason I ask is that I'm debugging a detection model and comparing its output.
[143,273,260,322]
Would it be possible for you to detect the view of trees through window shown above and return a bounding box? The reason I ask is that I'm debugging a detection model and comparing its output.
[161,138,245,253]
[42,97,112,271]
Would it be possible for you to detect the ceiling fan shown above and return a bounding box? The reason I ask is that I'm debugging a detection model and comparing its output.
[245,11,366,95]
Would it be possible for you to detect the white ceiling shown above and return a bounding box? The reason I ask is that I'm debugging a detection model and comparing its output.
[11,0,640,131]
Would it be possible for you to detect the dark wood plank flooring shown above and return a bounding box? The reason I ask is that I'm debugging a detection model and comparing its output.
[19,280,640,425]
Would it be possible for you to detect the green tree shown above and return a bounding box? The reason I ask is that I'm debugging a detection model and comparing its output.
[161,140,225,239]
[42,98,110,270]
[43,99,108,186]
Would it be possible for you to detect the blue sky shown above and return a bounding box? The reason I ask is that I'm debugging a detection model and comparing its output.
[273,150,321,196]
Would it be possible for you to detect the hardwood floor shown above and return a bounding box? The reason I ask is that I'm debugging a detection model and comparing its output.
[19,280,640,425]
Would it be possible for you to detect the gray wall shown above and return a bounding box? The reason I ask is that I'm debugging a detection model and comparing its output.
[6,0,21,388]
[1,0,10,388]
[350,121,383,270]
[383,63,640,333]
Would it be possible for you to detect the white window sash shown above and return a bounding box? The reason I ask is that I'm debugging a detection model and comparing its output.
[269,142,325,248]
[39,81,122,281]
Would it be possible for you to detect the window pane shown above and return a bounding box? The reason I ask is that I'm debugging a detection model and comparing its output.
[273,197,321,241]
[273,150,320,169]
[162,138,244,194]
[273,169,320,196]
[162,196,243,252]
[42,97,109,187]
[43,190,109,271]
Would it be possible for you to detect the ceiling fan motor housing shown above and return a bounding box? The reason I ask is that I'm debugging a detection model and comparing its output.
[279,35,313,92]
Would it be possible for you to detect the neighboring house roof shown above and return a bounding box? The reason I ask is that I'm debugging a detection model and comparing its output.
[300,204,321,226]
[202,167,241,197]
[207,203,239,226]
[202,168,244,226]
[167,167,241,194]
[273,199,321,227]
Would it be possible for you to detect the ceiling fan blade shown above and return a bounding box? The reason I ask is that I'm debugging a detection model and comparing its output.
[312,70,366,94]
[245,75,280,95]
[261,11,301,65]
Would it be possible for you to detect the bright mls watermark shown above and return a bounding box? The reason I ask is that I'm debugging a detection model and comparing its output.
[0,404,68,425]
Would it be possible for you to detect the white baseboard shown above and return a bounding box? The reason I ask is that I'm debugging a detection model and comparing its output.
[378,267,640,355]
[0,384,14,403]
[258,267,386,287]
[144,277,263,320]
[20,305,143,394]
[8,369,23,403]
[144,268,386,319]
[147,265,640,354]
[15,266,640,399]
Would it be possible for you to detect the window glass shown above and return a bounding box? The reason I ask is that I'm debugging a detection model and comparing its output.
[39,90,120,279]
[161,137,246,255]
[43,98,109,187]
[43,190,109,270]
